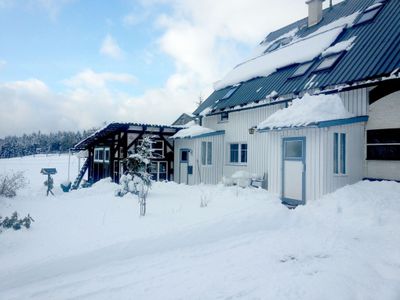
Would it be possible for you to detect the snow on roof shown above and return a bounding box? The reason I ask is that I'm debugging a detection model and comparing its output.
[257,93,354,130]
[322,36,357,57]
[172,124,216,139]
[214,12,360,91]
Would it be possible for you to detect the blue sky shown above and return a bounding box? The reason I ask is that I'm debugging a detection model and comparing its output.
[0,0,343,137]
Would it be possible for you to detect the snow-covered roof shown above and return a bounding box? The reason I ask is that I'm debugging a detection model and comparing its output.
[194,0,400,116]
[257,93,354,130]
[171,124,217,139]
[322,36,357,57]
[214,12,359,91]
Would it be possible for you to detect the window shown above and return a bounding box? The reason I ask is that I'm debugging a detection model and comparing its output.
[229,143,248,164]
[221,87,238,100]
[315,53,343,71]
[355,4,384,25]
[285,140,303,159]
[367,129,400,160]
[94,147,110,163]
[334,133,346,175]
[264,37,293,53]
[138,139,164,158]
[181,150,188,163]
[152,140,164,158]
[104,148,110,162]
[201,142,212,165]
[220,112,229,122]
[290,61,313,78]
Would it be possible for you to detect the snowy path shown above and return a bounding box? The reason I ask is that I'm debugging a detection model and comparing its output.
[1,155,400,299]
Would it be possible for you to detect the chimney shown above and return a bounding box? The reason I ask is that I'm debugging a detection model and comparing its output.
[306,0,325,27]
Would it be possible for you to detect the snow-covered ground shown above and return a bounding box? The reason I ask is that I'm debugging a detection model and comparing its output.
[0,155,400,300]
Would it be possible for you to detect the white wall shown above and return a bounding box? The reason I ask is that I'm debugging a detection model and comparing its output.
[203,103,285,178]
[339,88,369,116]
[174,134,224,185]
[256,122,365,202]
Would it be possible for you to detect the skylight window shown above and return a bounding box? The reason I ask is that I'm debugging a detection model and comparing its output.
[355,3,384,25]
[221,86,238,100]
[264,37,293,54]
[315,53,343,71]
[290,61,314,78]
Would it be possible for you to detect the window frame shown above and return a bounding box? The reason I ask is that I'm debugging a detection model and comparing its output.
[138,138,164,158]
[201,141,212,166]
[354,4,384,26]
[221,86,239,100]
[289,61,314,78]
[314,52,344,72]
[94,147,110,163]
[219,111,229,123]
[228,143,248,165]
[366,128,400,161]
[333,133,347,175]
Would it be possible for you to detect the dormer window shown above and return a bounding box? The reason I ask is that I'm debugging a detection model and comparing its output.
[290,61,314,78]
[221,86,238,100]
[355,1,385,25]
[315,53,343,71]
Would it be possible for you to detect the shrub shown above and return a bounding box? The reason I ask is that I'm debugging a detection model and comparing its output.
[0,211,34,232]
[0,171,27,198]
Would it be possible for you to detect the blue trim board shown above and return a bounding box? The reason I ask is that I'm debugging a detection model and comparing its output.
[281,137,306,206]
[259,116,369,132]
[176,130,225,140]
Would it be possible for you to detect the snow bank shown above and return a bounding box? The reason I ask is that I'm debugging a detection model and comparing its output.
[172,124,216,139]
[322,36,357,57]
[1,154,400,300]
[258,93,354,130]
[214,12,360,91]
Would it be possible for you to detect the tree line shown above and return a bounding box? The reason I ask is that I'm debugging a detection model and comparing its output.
[0,129,96,159]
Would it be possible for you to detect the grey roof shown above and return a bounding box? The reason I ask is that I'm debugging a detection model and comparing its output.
[74,122,179,150]
[194,0,400,115]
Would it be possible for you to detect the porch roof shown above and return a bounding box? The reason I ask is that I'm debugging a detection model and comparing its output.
[74,122,180,150]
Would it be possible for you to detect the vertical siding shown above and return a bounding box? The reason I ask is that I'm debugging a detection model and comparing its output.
[203,103,285,178]
[259,123,365,202]
[323,123,365,195]
[339,88,369,116]
[174,135,224,185]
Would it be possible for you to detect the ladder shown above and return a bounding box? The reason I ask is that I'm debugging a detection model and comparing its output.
[71,159,89,190]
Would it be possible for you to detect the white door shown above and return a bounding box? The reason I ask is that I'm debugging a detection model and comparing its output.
[282,138,306,205]
[179,149,190,184]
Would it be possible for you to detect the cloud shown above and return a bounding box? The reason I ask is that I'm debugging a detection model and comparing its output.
[34,0,74,19]
[122,11,149,26]
[0,0,348,137]
[0,70,194,137]
[0,60,6,69]
[100,34,124,60]
[63,69,137,89]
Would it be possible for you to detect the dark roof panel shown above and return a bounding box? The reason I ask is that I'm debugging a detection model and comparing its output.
[194,0,400,115]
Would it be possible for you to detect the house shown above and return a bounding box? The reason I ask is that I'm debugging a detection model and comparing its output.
[172,113,196,126]
[173,0,400,205]
[72,122,179,189]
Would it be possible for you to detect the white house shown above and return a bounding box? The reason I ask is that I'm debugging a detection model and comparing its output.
[172,0,400,206]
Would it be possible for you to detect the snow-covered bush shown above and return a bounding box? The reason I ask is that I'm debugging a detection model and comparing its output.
[231,171,252,188]
[0,171,27,198]
[116,137,153,216]
[0,211,34,232]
